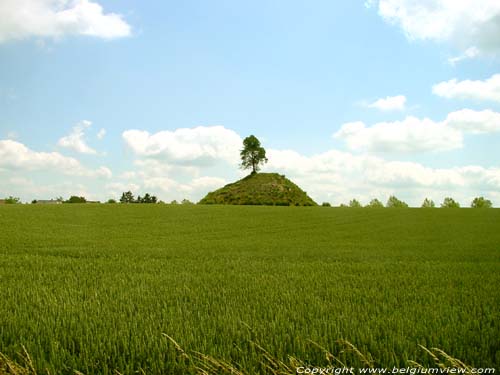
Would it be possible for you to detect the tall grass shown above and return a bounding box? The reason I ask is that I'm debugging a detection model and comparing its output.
[0,205,498,373]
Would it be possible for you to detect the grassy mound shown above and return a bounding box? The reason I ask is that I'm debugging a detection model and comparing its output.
[198,172,317,206]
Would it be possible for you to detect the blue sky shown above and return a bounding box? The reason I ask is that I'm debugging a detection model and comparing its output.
[1,0,499,206]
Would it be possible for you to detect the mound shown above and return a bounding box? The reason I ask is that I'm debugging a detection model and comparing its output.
[198,173,317,206]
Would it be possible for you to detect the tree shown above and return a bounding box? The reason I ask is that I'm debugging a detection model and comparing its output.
[349,199,362,208]
[134,193,158,204]
[471,196,492,208]
[107,199,117,204]
[4,196,20,204]
[141,193,157,204]
[386,195,408,208]
[441,197,460,208]
[181,199,194,205]
[120,191,135,204]
[366,198,384,208]
[321,202,331,207]
[65,196,86,203]
[421,198,435,208]
[170,200,178,205]
[240,135,268,174]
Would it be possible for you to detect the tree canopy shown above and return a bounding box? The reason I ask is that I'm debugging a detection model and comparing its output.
[4,196,20,204]
[65,196,86,204]
[421,198,435,208]
[240,135,268,174]
[120,191,135,204]
[120,191,158,204]
[349,199,362,208]
[441,197,460,208]
[386,195,408,208]
[366,198,384,208]
[471,196,492,208]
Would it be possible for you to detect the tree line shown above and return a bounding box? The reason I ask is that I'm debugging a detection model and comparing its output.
[2,194,494,208]
[2,193,195,205]
[324,196,493,208]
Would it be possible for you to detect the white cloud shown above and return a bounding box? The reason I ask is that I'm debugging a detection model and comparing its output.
[334,109,500,153]
[104,182,141,199]
[0,177,99,202]
[367,95,406,111]
[264,148,500,206]
[372,0,500,56]
[0,0,131,43]
[445,109,500,134]
[191,176,227,190]
[432,74,500,103]
[58,120,97,154]
[0,139,111,178]
[131,175,226,201]
[97,128,106,140]
[142,177,191,195]
[122,126,242,166]
[334,117,462,153]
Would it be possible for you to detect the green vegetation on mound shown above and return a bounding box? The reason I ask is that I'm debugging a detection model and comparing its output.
[198,172,317,206]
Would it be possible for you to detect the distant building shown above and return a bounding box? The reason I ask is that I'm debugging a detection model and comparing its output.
[34,200,62,204]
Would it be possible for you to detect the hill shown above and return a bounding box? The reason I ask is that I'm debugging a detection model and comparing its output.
[198,172,317,206]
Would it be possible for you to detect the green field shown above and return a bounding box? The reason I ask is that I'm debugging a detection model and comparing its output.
[0,205,499,374]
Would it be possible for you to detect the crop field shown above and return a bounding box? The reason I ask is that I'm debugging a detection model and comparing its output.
[0,205,499,374]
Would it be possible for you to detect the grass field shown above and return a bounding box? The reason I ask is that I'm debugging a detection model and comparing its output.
[0,205,499,374]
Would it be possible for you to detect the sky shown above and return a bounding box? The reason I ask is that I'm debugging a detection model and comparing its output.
[0,0,499,206]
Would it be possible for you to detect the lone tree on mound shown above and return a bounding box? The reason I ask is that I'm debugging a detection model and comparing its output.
[240,135,268,174]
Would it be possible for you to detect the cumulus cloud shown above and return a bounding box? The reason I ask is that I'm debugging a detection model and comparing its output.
[135,175,226,200]
[122,126,242,166]
[104,182,141,199]
[445,109,500,134]
[190,176,227,190]
[0,139,111,178]
[0,177,98,202]
[58,120,97,154]
[264,148,500,206]
[370,0,500,57]
[334,117,462,153]
[0,0,131,43]
[367,95,406,111]
[334,109,500,153]
[432,74,500,103]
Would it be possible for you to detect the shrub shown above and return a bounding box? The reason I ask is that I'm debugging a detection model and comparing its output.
[321,202,331,207]
[471,197,492,208]
[421,198,435,208]
[386,195,408,208]
[4,196,21,204]
[65,196,86,204]
[441,197,460,208]
[349,199,362,208]
[366,199,384,208]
